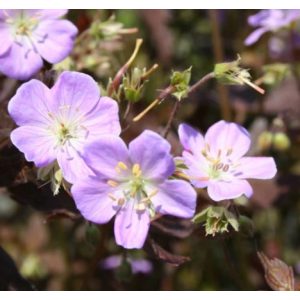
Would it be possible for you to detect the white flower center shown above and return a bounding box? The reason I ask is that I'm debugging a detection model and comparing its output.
[201,144,241,181]
[47,105,89,149]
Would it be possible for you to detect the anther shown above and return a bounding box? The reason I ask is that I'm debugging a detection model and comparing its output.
[118,198,125,206]
[226,148,233,156]
[216,163,224,170]
[107,180,118,187]
[132,164,142,177]
[117,161,128,170]
[223,164,229,172]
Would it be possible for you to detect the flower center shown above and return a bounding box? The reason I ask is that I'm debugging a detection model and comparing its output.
[107,162,157,216]
[201,144,235,180]
[57,123,74,145]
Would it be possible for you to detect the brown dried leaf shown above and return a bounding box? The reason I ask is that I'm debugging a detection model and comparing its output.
[144,237,190,266]
[257,251,295,291]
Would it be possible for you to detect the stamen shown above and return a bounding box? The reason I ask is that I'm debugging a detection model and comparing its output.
[217,149,222,158]
[108,193,118,201]
[132,163,142,177]
[117,198,125,206]
[148,189,158,198]
[216,162,224,170]
[107,180,118,187]
[223,164,229,172]
[135,202,147,212]
[226,148,233,156]
[117,161,128,170]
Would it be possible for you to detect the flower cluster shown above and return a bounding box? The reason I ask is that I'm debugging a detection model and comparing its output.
[5,10,278,250]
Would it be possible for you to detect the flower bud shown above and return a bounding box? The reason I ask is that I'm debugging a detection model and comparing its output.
[273,132,291,151]
[192,206,239,236]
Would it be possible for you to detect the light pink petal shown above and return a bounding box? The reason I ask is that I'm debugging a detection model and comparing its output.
[71,176,117,224]
[204,120,251,160]
[207,180,253,201]
[178,123,205,154]
[82,96,121,141]
[151,179,196,218]
[8,79,53,127]
[50,71,101,118]
[56,144,94,184]
[114,201,150,249]
[10,126,56,167]
[33,19,78,64]
[235,157,277,179]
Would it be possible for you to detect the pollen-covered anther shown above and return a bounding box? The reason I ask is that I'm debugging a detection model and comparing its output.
[132,163,142,177]
[107,180,119,187]
[117,198,125,206]
[135,202,147,212]
[226,148,233,156]
[222,164,229,172]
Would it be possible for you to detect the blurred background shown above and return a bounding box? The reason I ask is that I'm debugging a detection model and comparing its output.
[1,9,300,291]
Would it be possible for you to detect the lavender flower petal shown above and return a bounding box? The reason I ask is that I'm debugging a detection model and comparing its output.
[204,120,251,159]
[71,177,117,223]
[0,40,43,81]
[51,71,101,115]
[81,96,121,141]
[130,259,153,274]
[84,136,130,180]
[8,79,53,127]
[33,19,78,64]
[152,179,196,218]
[128,130,175,182]
[178,123,205,154]
[244,27,268,46]
[57,146,95,184]
[10,126,56,167]
[0,24,13,55]
[114,201,150,249]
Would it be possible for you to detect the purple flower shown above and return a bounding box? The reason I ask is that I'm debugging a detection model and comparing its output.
[0,9,77,80]
[101,255,153,274]
[71,131,197,249]
[8,71,121,184]
[178,121,277,201]
[245,9,300,46]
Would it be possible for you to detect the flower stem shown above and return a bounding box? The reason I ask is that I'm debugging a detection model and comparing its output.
[108,38,143,96]
[162,72,215,138]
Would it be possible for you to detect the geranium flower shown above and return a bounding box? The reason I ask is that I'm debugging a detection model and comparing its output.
[8,71,121,184]
[0,9,77,80]
[71,131,196,249]
[178,121,277,201]
[245,9,300,46]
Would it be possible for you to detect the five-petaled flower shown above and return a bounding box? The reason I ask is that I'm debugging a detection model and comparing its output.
[71,131,197,249]
[8,71,121,184]
[0,9,78,80]
[245,9,300,46]
[178,121,277,201]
